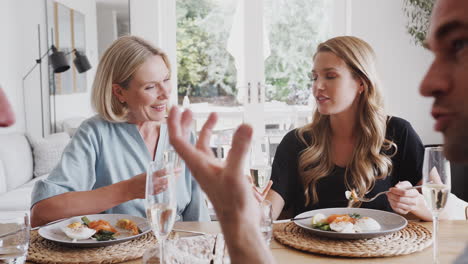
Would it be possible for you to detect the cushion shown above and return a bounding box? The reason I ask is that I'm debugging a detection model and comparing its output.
[0,133,33,191]
[28,133,70,177]
[62,117,86,136]
[0,175,47,211]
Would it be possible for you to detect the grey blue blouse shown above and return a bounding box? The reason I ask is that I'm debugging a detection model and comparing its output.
[31,115,210,221]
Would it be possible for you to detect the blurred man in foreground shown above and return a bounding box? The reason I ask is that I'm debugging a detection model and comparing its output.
[419,0,468,262]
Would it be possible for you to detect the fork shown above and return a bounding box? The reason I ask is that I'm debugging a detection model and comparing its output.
[210,234,218,264]
[353,185,423,203]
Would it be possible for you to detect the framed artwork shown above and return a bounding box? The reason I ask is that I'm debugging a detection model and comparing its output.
[51,1,87,94]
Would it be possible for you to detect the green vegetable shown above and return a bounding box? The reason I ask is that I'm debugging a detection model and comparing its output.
[93,230,116,241]
[81,216,91,226]
[318,224,331,231]
[349,213,361,219]
[137,227,142,234]
[312,222,331,231]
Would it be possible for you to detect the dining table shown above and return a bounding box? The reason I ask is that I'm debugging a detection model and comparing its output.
[53,220,464,264]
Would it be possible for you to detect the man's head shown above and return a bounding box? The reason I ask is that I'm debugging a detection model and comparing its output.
[0,87,15,127]
[420,0,468,163]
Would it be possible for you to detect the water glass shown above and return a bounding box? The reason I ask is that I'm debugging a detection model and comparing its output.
[0,212,30,264]
[422,146,451,264]
[260,200,273,245]
[146,160,177,264]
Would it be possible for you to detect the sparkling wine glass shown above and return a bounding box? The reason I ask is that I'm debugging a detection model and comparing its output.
[249,136,272,191]
[146,159,177,264]
[422,146,451,264]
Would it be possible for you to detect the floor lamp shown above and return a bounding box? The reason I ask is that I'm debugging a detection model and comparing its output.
[22,24,91,137]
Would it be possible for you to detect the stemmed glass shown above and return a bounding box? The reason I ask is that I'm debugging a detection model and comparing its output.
[0,212,30,264]
[249,136,272,191]
[146,159,177,264]
[422,146,451,264]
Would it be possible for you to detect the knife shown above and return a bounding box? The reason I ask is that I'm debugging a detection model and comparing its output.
[30,217,70,231]
[273,215,314,224]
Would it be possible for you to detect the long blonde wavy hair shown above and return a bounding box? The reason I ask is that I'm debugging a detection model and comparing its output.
[297,36,396,206]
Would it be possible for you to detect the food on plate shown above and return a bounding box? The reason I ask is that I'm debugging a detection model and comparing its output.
[82,216,118,241]
[62,216,144,242]
[310,213,381,233]
[116,219,142,235]
[61,222,96,241]
[354,217,381,232]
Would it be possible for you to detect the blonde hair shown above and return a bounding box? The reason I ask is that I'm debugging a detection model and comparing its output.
[91,36,171,122]
[297,36,396,206]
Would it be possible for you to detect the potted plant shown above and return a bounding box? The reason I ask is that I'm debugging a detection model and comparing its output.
[403,0,435,46]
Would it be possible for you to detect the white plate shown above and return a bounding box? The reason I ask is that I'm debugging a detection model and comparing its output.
[294,208,407,239]
[38,214,151,247]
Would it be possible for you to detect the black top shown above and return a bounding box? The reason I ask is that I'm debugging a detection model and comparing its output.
[271,116,424,216]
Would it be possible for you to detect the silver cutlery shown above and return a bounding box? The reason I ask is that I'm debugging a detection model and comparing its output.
[30,218,69,231]
[353,185,423,203]
[173,228,206,236]
[273,215,315,224]
[210,234,218,264]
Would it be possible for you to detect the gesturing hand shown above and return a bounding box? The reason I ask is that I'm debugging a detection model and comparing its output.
[167,107,259,224]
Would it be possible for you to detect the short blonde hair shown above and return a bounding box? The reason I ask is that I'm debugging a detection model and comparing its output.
[91,36,171,122]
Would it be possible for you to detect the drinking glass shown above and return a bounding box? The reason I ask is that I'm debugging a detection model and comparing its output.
[0,212,30,264]
[146,160,177,264]
[163,146,182,172]
[259,200,273,245]
[249,136,272,191]
[422,146,451,264]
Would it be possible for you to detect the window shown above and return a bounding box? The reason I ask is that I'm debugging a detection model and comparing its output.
[176,0,332,134]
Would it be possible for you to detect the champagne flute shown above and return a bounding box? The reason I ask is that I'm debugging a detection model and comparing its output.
[146,159,177,264]
[422,146,451,264]
[249,136,272,191]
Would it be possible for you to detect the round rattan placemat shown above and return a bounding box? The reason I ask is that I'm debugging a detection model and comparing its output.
[274,222,432,258]
[27,230,159,264]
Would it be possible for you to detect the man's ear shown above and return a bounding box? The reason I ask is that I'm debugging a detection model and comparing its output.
[112,84,125,103]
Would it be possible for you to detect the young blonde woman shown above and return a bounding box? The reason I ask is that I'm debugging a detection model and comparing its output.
[30,36,209,227]
[266,36,435,221]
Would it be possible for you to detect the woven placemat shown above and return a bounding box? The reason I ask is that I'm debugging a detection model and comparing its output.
[274,222,432,258]
[27,230,160,264]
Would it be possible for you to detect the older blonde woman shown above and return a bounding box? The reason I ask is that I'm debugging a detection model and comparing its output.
[267,36,436,221]
[30,36,209,227]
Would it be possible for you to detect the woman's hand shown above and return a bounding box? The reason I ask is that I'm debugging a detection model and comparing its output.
[128,167,181,199]
[387,181,425,215]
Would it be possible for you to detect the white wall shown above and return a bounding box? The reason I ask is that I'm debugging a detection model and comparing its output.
[348,0,440,145]
[0,0,17,134]
[130,0,178,105]
[0,0,98,137]
[96,3,118,58]
[0,0,46,136]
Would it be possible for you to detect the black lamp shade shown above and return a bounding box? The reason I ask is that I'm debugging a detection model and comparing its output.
[49,46,70,73]
[73,51,92,73]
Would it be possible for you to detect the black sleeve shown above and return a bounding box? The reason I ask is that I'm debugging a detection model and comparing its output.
[387,117,425,186]
[270,130,305,206]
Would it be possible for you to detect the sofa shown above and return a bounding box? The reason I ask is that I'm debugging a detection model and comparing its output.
[0,132,70,212]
